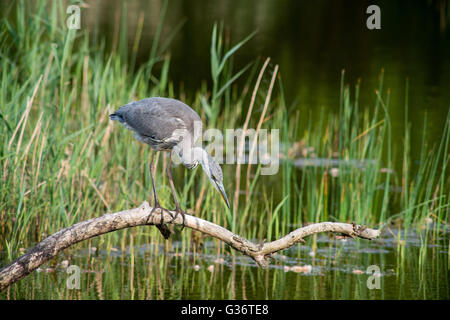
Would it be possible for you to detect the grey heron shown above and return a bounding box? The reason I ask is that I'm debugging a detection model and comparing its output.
[110,97,230,239]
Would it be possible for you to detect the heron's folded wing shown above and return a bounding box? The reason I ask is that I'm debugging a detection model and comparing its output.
[121,101,187,145]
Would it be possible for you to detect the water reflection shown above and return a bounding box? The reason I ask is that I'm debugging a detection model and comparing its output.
[1,227,447,299]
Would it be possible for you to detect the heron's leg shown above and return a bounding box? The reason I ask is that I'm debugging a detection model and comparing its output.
[166,153,186,230]
[149,151,160,207]
[147,151,172,240]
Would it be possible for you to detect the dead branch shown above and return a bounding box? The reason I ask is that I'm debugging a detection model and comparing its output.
[0,201,380,291]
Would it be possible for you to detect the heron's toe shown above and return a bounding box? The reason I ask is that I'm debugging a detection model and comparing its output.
[171,207,187,232]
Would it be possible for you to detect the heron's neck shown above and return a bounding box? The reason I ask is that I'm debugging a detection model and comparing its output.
[175,145,209,170]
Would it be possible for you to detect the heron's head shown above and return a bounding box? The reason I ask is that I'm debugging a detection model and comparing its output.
[195,148,230,209]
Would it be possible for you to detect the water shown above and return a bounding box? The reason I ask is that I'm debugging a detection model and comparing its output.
[1,227,448,299]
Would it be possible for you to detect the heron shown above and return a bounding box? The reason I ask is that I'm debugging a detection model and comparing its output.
[110,97,230,239]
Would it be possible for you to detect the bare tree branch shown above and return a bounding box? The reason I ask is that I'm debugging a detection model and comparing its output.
[0,201,380,291]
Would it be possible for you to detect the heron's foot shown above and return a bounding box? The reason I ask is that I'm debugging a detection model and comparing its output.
[146,202,175,223]
[171,207,187,232]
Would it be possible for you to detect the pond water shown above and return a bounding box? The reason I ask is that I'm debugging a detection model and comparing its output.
[1,227,448,300]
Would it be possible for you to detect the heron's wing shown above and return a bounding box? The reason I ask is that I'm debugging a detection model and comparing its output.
[118,99,188,146]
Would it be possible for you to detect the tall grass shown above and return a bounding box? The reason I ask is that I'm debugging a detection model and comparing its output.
[0,0,449,267]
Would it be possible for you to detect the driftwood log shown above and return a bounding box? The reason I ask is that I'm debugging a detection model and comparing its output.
[0,201,380,291]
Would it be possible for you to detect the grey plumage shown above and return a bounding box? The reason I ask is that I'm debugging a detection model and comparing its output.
[110,97,202,151]
[110,97,230,225]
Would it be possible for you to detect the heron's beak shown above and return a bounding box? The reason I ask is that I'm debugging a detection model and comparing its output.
[214,180,230,209]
